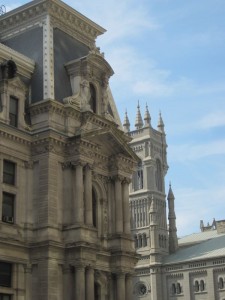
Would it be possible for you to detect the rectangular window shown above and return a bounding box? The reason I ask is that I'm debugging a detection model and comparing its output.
[0,262,12,287]
[2,193,14,224]
[0,294,11,300]
[3,160,16,185]
[9,96,18,127]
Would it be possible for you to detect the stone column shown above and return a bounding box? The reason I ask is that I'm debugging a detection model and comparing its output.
[86,267,94,300]
[108,274,115,300]
[63,265,72,300]
[25,264,32,300]
[116,273,125,300]
[84,164,93,226]
[115,176,123,233]
[123,178,131,234]
[74,162,84,224]
[75,266,85,300]
[125,274,133,300]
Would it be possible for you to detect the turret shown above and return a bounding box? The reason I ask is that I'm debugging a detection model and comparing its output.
[157,111,165,133]
[135,101,143,129]
[167,184,178,253]
[144,103,151,127]
[123,110,130,133]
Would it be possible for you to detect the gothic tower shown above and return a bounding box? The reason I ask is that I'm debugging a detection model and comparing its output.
[124,104,169,299]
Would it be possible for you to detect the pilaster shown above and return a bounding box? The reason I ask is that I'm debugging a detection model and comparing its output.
[43,15,54,100]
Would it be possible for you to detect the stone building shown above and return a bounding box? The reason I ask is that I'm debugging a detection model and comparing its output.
[124,105,225,300]
[0,1,138,299]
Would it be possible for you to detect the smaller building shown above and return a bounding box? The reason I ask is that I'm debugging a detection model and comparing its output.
[124,105,225,300]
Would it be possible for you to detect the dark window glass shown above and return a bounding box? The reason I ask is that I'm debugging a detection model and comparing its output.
[2,193,14,223]
[0,262,12,287]
[3,160,15,185]
[9,96,18,127]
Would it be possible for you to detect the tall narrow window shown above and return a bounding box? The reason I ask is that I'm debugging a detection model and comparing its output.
[3,160,16,185]
[155,159,162,191]
[219,277,224,289]
[9,96,18,127]
[0,262,12,287]
[194,280,199,292]
[92,189,97,227]
[2,193,14,224]
[90,84,97,113]
[133,162,143,191]
[200,280,205,291]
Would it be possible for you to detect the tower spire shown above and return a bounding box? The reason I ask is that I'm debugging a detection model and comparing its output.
[135,101,143,129]
[144,103,151,127]
[123,109,130,133]
[157,111,165,133]
[167,183,178,253]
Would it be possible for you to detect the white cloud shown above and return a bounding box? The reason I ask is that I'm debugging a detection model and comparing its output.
[197,111,225,129]
[169,139,225,162]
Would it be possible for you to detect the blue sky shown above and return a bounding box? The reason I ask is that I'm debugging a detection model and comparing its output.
[5,0,225,236]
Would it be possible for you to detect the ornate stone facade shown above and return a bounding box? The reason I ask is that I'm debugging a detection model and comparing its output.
[0,1,138,300]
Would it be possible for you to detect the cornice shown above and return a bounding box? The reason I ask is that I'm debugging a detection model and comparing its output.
[0,43,35,79]
[0,125,31,146]
[0,0,105,47]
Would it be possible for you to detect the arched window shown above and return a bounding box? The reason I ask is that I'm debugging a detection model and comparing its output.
[194,280,199,292]
[176,283,181,294]
[163,236,167,248]
[92,188,97,227]
[219,277,224,289]
[171,283,176,295]
[155,159,162,191]
[90,84,97,113]
[200,280,205,291]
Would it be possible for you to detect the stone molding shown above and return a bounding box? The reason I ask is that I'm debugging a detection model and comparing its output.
[0,43,35,79]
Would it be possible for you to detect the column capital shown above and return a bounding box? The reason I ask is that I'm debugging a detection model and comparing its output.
[71,160,86,168]
[84,163,93,171]
[122,177,131,184]
[113,175,124,182]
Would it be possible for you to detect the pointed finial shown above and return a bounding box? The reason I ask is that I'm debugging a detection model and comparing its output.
[167,182,174,200]
[157,111,165,133]
[144,103,151,127]
[135,101,143,129]
[123,109,130,133]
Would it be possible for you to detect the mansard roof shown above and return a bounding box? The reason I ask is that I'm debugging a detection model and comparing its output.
[0,0,105,47]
